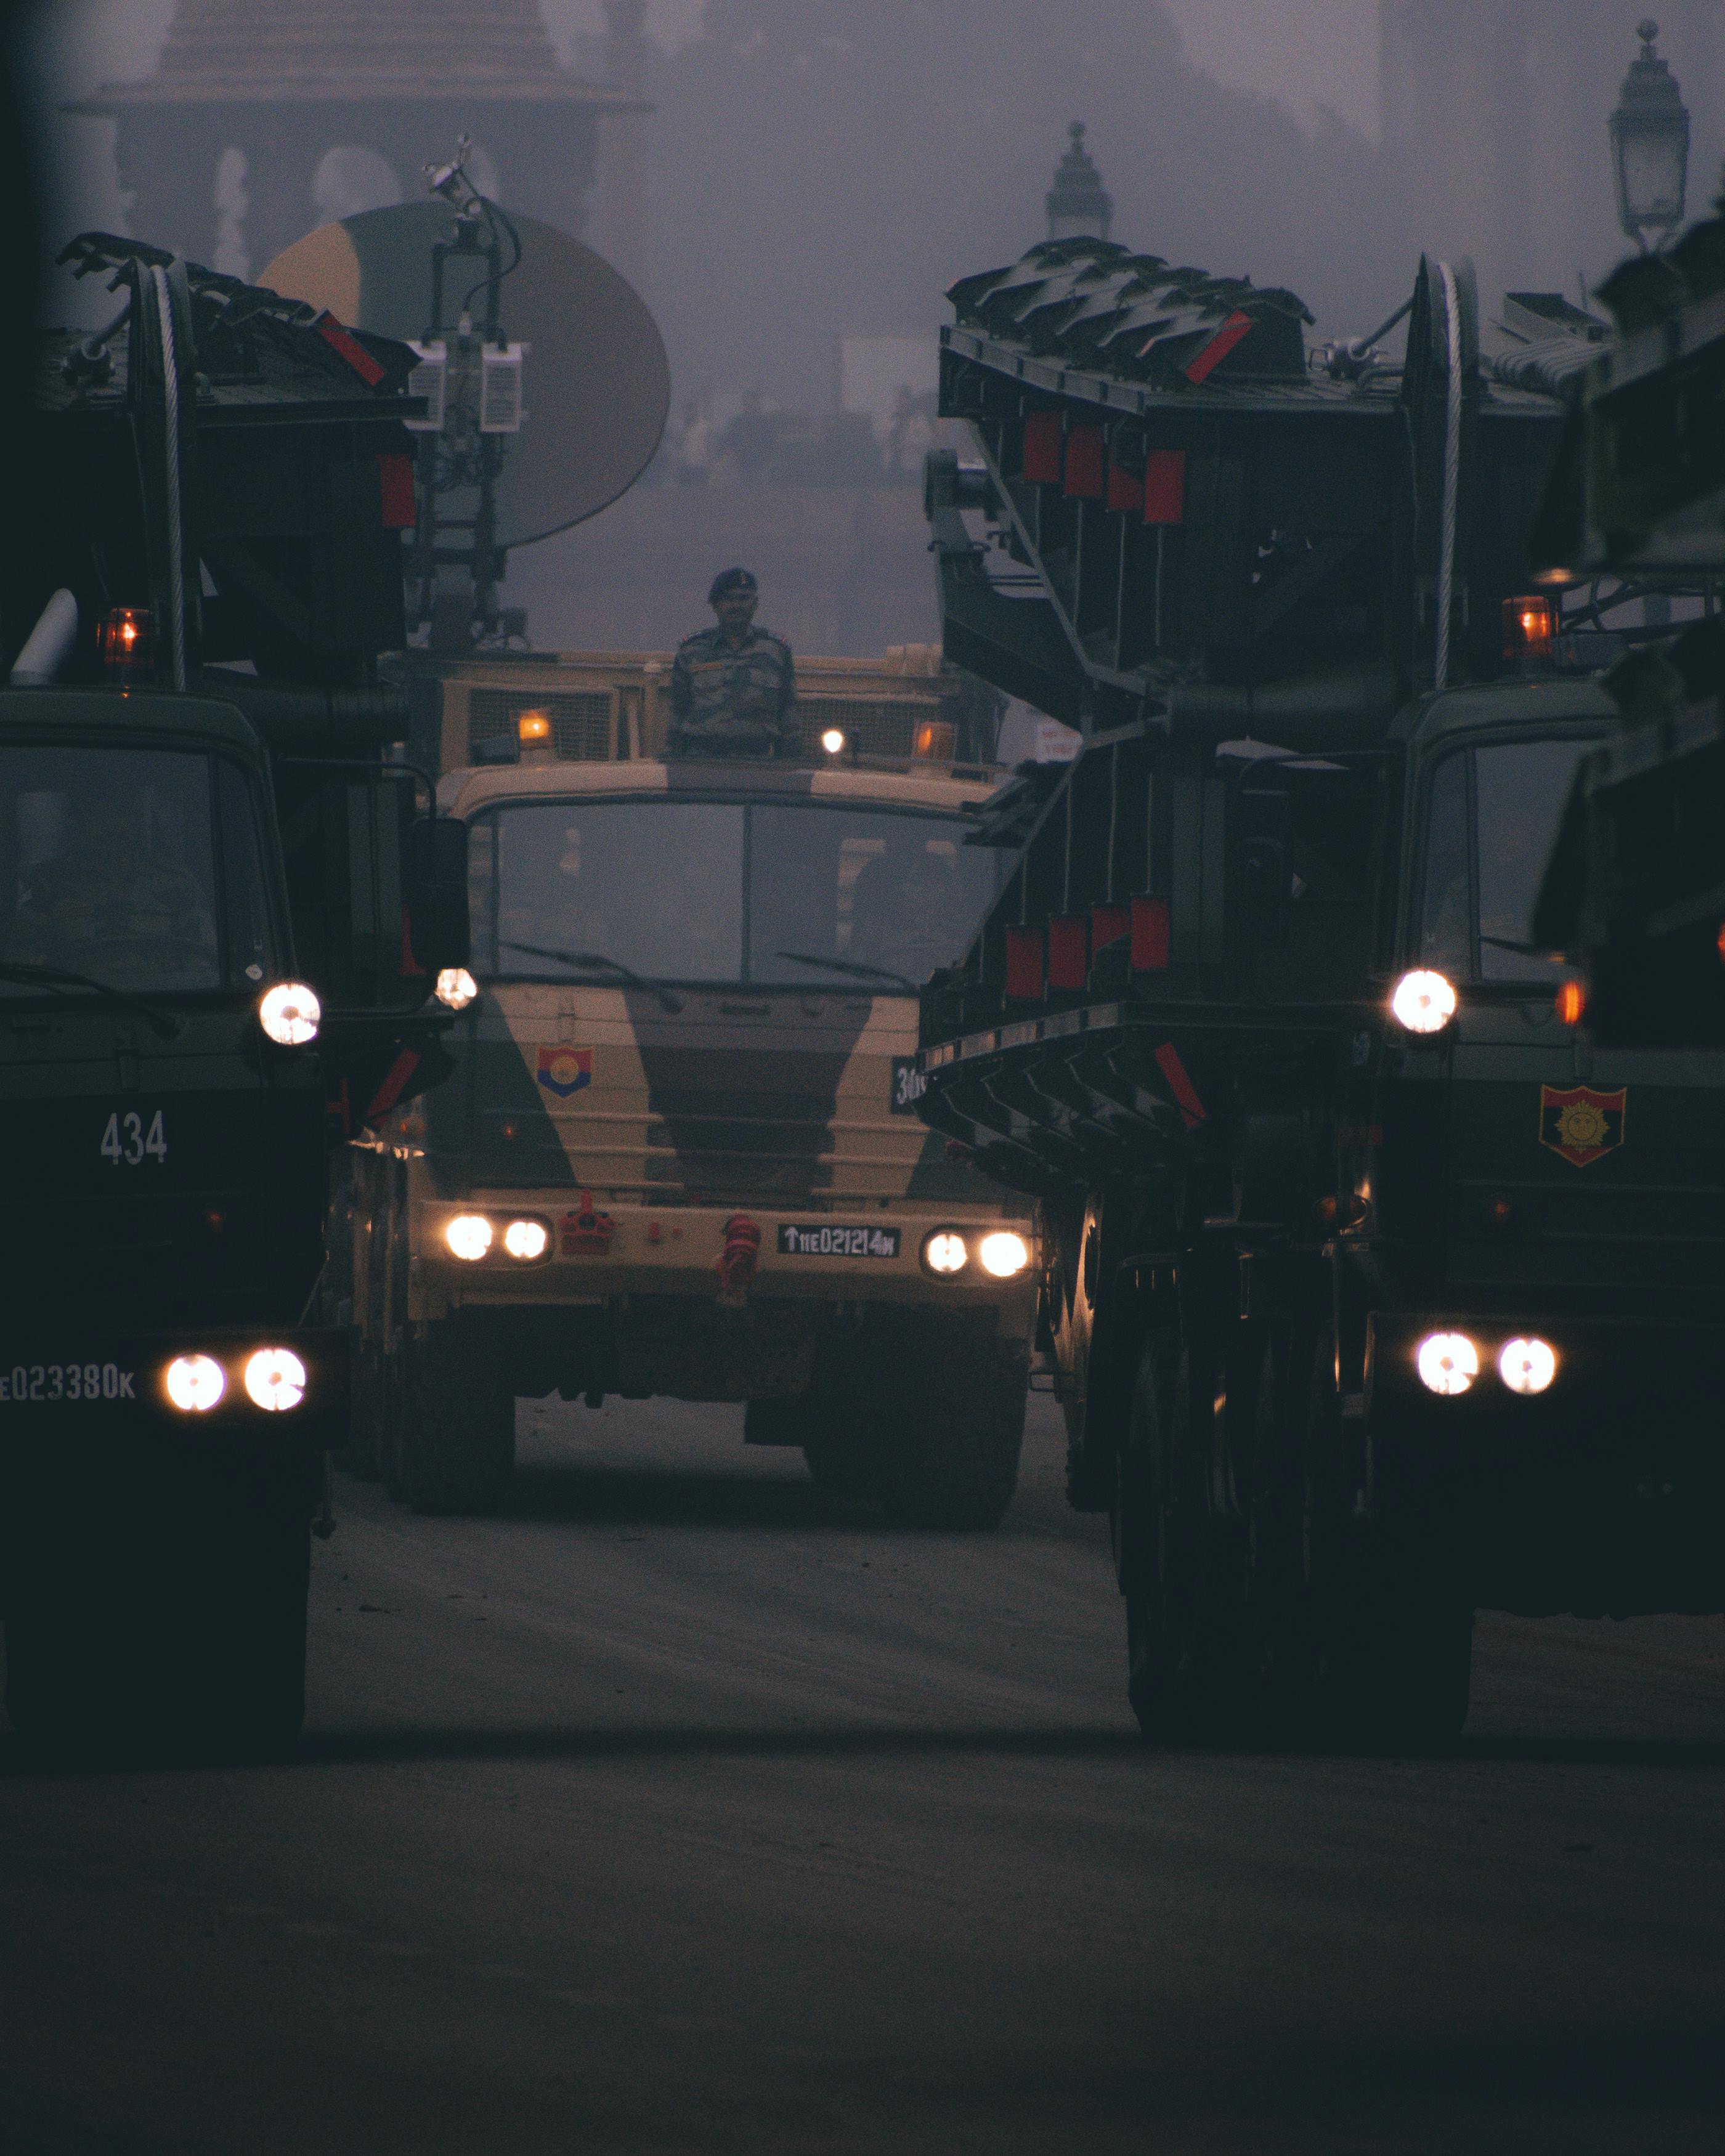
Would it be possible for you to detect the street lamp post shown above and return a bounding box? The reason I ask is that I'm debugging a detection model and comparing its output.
[1609,19,1690,251]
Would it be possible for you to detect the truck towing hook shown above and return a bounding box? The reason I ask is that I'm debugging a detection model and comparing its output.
[716,1214,763,1306]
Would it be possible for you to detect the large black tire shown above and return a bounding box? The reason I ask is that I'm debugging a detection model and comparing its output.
[1297,1323,1473,1751]
[341,1332,386,1481]
[378,1325,411,1502]
[802,1436,887,1501]
[882,1331,1028,1530]
[762,1376,888,1502]
[1115,1327,1212,1743]
[6,1514,309,1763]
[399,1317,516,1516]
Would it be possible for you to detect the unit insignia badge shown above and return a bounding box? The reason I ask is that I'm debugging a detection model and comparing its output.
[536,1047,593,1098]
[1538,1083,1625,1168]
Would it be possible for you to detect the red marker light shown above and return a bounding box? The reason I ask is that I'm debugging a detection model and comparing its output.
[97,606,153,674]
[1503,594,1556,663]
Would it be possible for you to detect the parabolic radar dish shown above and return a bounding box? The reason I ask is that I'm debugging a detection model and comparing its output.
[261,203,670,550]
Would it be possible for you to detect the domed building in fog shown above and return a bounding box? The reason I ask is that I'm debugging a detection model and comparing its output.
[68,0,649,275]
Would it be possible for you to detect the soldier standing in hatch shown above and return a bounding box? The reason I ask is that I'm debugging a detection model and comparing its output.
[668,568,798,759]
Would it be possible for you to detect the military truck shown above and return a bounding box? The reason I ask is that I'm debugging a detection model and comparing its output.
[1528,198,1725,1049]
[912,237,1725,1745]
[0,239,467,1753]
[346,726,1038,1529]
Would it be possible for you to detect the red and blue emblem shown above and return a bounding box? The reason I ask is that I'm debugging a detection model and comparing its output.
[536,1047,593,1099]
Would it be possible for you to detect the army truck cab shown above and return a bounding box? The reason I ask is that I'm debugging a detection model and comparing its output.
[0,686,465,1753]
[349,730,1037,1527]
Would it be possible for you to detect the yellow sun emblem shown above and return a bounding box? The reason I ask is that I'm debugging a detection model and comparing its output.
[1554,1099,1607,1151]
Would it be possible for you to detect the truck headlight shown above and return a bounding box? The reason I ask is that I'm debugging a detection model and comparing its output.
[978,1230,1031,1279]
[503,1217,549,1260]
[1390,969,1456,1035]
[436,967,478,1010]
[244,1348,307,1412]
[1498,1337,1556,1395]
[922,1230,968,1275]
[445,1214,493,1262]
[259,981,321,1046]
[1416,1331,1478,1395]
[164,1353,225,1413]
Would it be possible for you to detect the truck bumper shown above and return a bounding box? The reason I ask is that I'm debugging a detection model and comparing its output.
[410,1193,1036,1339]
[1365,1311,1725,1614]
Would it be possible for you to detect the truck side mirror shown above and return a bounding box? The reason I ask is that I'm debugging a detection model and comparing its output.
[274,761,428,1013]
[408,815,470,973]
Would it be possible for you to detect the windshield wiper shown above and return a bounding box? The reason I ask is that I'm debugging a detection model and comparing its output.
[499,940,683,1013]
[1480,934,1565,960]
[0,961,180,1038]
[773,950,919,994]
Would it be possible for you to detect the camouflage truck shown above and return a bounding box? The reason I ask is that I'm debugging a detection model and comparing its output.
[345,731,1038,1528]
[387,640,1005,776]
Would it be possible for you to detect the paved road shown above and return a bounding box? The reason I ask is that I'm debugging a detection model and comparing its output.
[2,1393,1722,2155]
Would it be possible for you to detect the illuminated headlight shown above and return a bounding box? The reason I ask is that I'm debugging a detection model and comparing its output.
[445,1214,493,1262]
[1498,1337,1557,1396]
[164,1353,225,1413]
[978,1230,1031,1279]
[1390,969,1456,1035]
[436,967,478,1010]
[503,1217,548,1261]
[821,727,846,755]
[244,1348,307,1412]
[922,1230,968,1275]
[1416,1331,1479,1396]
[259,981,321,1046]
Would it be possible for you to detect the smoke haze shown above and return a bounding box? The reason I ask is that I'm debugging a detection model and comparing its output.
[25,1,1723,652]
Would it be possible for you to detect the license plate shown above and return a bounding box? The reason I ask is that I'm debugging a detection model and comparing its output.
[777,1224,901,1260]
[1,1361,139,1404]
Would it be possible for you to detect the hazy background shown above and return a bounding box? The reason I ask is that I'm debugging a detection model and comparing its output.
[22,2,1722,655]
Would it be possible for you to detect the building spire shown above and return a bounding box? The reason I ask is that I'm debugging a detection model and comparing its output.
[1045,121,1113,243]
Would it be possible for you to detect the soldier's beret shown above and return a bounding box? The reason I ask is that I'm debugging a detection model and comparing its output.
[707,567,759,602]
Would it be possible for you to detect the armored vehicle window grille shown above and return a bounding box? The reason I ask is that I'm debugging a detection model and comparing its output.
[797,696,933,761]
[469,691,613,763]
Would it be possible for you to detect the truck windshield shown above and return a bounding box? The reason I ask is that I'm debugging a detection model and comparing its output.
[0,745,278,998]
[1417,733,1602,983]
[469,796,1003,990]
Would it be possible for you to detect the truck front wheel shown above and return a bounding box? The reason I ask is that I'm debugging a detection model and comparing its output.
[398,1317,516,1516]
[1115,1326,1211,1741]
[882,1328,1027,1530]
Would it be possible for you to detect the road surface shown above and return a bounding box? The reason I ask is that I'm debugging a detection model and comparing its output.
[3,1393,1722,2154]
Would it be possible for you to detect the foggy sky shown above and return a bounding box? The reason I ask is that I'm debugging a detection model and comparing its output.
[27,2,1722,400]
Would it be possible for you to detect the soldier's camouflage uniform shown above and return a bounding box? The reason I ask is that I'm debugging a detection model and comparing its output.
[668,625,797,759]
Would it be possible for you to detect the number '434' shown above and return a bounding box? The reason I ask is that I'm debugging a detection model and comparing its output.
[100,1109,167,1167]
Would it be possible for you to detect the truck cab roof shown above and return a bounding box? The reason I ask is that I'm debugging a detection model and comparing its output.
[1393,676,1618,752]
[439,755,1002,820]
[0,686,267,763]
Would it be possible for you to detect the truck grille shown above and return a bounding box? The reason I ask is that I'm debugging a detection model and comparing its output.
[796,696,935,762]
[469,689,614,763]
